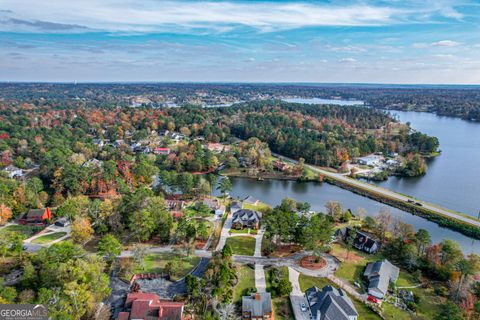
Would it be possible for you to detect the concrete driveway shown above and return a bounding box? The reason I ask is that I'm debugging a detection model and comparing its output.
[289,267,311,320]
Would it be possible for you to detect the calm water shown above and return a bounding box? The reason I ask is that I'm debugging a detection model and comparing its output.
[213,177,478,254]
[375,111,480,218]
[283,97,364,106]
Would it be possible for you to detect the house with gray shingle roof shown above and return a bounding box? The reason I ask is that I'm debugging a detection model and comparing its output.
[243,195,259,206]
[232,209,262,230]
[363,259,400,299]
[242,292,273,320]
[305,285,358,320]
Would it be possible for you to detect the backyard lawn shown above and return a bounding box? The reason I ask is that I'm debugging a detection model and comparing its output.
[31,232,67,244]
[234,265,255,303]
[131,253,200,281]
[265,266,294,320]
[0,224,41,238]
[242,201,271,214]
[299,274,381,320]
[330,243,383,287]
[225,236,256,256]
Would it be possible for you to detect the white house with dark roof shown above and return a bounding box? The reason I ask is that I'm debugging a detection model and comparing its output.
[305,285,358,320]
[363,259,400,299]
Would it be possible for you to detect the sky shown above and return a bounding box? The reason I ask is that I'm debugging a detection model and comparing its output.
[1,0,480,84]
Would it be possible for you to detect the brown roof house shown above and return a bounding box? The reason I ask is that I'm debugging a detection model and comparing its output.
[117,291,184,320]
[242,292,274,320]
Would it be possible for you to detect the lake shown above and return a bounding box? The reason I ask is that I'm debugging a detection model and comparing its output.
[282,97,364,106]
[374,110,480,218]
[213,177,479,254]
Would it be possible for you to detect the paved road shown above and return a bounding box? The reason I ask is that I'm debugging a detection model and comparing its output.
[274,153,480,227]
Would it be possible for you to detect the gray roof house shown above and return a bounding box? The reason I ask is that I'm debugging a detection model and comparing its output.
[243,195,259,206]
[232,209,262,229]
[242,292,273,320]
[305,285,358,320]
[230,201,243,213]
[363,259,400,299]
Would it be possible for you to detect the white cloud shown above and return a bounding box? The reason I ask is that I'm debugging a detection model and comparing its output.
[0,0,457,34]
[339,58,357,63]
[413,40,461,48]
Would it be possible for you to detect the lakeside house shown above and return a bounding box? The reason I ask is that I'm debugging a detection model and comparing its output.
[232,209,262,230]
[305,285,358,320]
[335,227,380,254]
[356,154,383,166]
[242,292,273,320]
[364,259,400,299]
[243,195,259,206]
[19,208,53,225]
[273,160,289,172]
[117,291,184,320]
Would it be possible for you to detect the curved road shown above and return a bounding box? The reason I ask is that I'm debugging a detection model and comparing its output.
[274,153,480,228]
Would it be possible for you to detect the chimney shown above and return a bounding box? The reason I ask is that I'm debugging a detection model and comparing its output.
[255,293,261,301]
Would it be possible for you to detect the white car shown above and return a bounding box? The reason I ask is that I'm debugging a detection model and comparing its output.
[300,302,307,312]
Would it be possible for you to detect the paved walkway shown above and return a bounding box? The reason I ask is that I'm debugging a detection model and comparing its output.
[215,212,233,251]
[327,275,366,301]
[255,264,266,293]
[254,227,264,257]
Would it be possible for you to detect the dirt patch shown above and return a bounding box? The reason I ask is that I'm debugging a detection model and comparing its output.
[300,255,326,270]
[269,244,303,257]
[333,249,364,263]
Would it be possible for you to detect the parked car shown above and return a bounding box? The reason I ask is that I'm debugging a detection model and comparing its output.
[54,217,70,227]
[367,295,380,304]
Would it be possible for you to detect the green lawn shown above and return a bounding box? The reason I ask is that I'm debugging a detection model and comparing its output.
[265,266,294,320]
[31,232,67,244]
[234,265,255,303]
[299,275,381,320]
[225,236,256,256]
[331,243,383,288]
[0,224,40,238]
[132,253,200,281]
[242,202,271,214]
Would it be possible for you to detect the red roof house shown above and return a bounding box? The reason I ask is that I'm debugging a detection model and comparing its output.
[117,292,184,320]
[154,147,171,155]
[19,208,53,225]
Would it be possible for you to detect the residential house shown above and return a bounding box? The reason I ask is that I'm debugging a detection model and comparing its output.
[335,227,380,254]
[242,292,273,320]
[154,147,171,155]
[54,217,70,227]
[305,285,358,320]
[363,259,400,299]
[166,200,185,219]
[357,155,383,166]
[19,208,53,225]
[117,291,184,320]
[232,209,262,230]
[202,198,220,211]
[231,201,243,214]
[215,205,226,217]
[3,165,23,178]
[238,156,252,168]
[272,160,289,172]
[82,158,102,168]
[243,195,259,206]
[206,142,224,153]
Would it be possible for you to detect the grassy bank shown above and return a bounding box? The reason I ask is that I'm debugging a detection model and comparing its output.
[324,176,480,240]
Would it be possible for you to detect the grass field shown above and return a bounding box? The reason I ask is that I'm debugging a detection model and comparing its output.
[0,224,40,238]
[131,253,200,281]
[234,265,255,303]
[299,274,381,320]
[31,232,67,244]
[225,236,256,256]
[242,201,272,214]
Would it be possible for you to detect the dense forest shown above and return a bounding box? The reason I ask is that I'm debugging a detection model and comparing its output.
[0,83,479,120]
[218,101,438,168]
